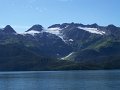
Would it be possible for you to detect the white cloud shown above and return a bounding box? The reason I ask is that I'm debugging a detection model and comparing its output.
[35,7,47,13]
[24,1,47,14]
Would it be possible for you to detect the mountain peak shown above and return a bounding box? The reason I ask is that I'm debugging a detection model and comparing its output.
[48,24,61,28]
[26,24,43,32]
[3,25,16,33]
[90,23,98,27]
[107,24,116,28]
[107,24,118,30]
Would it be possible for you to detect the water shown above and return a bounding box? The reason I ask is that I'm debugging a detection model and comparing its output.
[0,70,120,90]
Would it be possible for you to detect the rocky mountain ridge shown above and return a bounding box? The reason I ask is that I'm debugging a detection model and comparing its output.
[0,22,120,70]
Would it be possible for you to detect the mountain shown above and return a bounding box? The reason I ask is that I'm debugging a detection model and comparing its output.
[26,24,43,32]
[46,23,120,69]
[0,23,120,70]
[3,25,16,33]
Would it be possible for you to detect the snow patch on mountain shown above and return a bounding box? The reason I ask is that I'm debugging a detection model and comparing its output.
[45,27,62,35]
[65,25,69,28]
[0,28,4,30]
[45,27,66,42]
[20,27,66,42]
[78,27,105,35]
[61,52,75,60]
[69,39,74,42]
[22,30,41,36]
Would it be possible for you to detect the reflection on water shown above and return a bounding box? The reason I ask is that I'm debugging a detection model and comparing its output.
[0,70,120,90]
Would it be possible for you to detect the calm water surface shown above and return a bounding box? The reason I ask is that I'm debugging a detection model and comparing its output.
[0,70,120,90]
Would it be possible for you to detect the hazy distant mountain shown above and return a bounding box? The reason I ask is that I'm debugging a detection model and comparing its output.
[0,22,120,70]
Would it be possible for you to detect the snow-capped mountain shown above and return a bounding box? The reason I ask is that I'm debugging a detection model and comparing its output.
[0,22,120,70]
[22,24,43,36]
[0,23,120,70]
[21,23,108,43]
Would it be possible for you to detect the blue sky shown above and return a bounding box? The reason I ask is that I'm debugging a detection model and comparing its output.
[0,0,120,32]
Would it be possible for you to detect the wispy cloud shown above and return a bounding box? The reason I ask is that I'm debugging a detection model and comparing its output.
[35,7,47,13]
[25,0,47,13]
